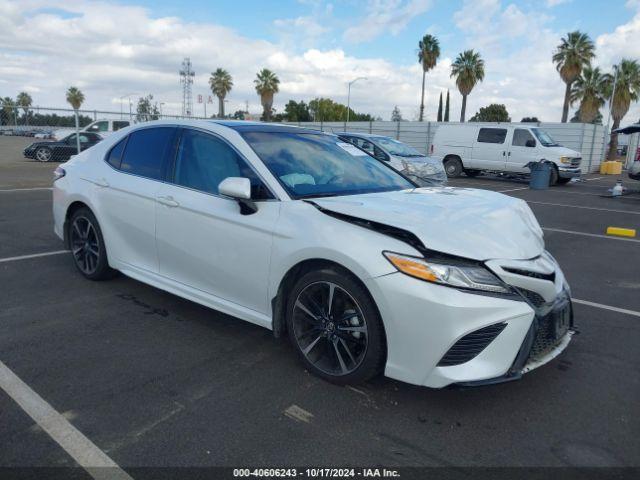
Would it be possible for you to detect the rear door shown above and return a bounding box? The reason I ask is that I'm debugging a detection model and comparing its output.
[96,126,178,273]
[507,128,539,173]
[472,127,509,171]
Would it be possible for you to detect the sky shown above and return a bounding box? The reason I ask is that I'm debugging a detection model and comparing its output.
[1,0,639,123]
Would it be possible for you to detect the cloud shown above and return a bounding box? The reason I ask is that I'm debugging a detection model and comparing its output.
[546,0,572,7]
[343,0,433,43]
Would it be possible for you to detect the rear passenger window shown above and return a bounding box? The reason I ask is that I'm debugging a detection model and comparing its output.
[120,127,175,180]
[477,128,507,144]
[173,129,272,200]
[106,137,127,169]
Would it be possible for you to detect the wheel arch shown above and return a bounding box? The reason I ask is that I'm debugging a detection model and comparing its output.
[271,258,386,348]
[63,200,93,249]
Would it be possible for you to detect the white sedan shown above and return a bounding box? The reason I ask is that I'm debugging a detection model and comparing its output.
[52,120,574,388]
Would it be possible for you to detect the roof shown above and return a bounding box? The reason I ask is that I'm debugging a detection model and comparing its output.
[613,123,640,135]
[210,120,325,134]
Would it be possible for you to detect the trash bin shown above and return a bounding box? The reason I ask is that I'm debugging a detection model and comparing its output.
[527,160,551,190]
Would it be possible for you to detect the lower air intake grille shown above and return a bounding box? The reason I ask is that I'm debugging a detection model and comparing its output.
[438,322,507,367]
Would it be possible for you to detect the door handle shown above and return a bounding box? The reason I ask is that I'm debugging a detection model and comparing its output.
[502,151,506,156]
[156,195,179,207]
[508,151,511,156]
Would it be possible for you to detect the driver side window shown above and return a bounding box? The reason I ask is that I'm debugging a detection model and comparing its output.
[173,129,272,200]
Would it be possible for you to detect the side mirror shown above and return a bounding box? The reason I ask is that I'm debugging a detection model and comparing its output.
[525,139,536,148]
[218,177,257,215]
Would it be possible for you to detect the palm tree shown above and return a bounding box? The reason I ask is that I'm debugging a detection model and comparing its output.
[254,68,280,122]
[2,97,16,126]
[569,66,607,123]
[417,34,440,122]
[209,68,233,118]
[553,31,595,123]
[605,59,640,159]
[450,50,484,122]
[66,87,85,153]
[16,92,33,125]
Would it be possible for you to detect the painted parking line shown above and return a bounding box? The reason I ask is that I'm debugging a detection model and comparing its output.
[543,227,640,243]
[498,187,529,193]
[526,200,640,215]
[0,187,52,192]
[0,360,133,480]
[0,250,68,264]
[573,299,640,318]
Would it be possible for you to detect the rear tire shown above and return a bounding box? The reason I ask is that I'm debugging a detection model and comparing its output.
[68,208,116,281]
[286,267,385,385]
[444,157,463,178]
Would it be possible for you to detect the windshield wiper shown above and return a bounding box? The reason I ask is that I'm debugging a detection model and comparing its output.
[295,192,340,199]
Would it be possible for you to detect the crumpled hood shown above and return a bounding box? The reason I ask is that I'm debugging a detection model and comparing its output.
[389,155,447,187]
[313,187,544,261]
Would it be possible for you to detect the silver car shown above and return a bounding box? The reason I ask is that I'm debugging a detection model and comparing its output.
[338,132,447,186]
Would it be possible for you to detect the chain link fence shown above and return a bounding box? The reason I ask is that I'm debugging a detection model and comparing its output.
[0,106,209,162]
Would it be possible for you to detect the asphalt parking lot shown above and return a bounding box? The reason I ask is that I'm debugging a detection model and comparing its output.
[1,136,639,476]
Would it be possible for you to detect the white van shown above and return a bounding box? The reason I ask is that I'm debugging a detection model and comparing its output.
[431,124,582,185]
[53,119,131,141]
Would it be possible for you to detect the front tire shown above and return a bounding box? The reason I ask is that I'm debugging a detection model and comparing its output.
[549,166,559,186]
[35,147,52,162]
[286,267,385,384]
[68,208,116,280]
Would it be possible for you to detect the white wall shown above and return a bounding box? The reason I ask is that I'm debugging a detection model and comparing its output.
[283,121,607,173]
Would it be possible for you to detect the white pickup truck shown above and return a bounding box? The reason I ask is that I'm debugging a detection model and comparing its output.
[431,124,582,185]
[53,119,131,141]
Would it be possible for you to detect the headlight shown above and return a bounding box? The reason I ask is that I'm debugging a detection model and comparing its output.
[53,166,66,182]
[383,251,510,294]
[559,156,571,164]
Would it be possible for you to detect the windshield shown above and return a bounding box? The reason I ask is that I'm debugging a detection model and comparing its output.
[372,137,423,157]
[242,132,414,199]
[531,128,560,147]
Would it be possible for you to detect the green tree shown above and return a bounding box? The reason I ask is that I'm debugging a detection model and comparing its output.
[605,59,640,159]
[254,68,280,122]
[308,97,373,122]
[232,110,245,120]
[444,89,450,122]
[391,105,403,122]
[570,109,602,124]
[16,92,33,123]
[284,100,311,122]
[553,31,595,123]
[469,104,511,122]
[136,94,160,122]
[569,65,607,123]
[437,92,443,122]
[417,34,440,122]
[1,97,16,126]
[209,68,234,118]
[451,50,484,122]
[521,117,540,122]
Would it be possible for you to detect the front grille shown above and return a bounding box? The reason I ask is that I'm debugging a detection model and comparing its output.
[503,267,555,282]
[438,322,507,366]
[529,305,571,361]
[571,157,581,167]
[515,288,546,308]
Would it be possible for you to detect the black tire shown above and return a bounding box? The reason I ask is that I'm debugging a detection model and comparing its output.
[556,177,571,185]
[286,267,385,385]
[549,166,559,186]
[35,146,52,162]
[68,207,116,280]
[464,169,481,177]
[444,157,463,177]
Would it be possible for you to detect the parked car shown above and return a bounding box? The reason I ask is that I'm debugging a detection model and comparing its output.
[337,132,447,186]
[53,119,131,140]
[52,120,574,388]
[24,132,103,162]
[613,123,640,181]
[431,124,582,185]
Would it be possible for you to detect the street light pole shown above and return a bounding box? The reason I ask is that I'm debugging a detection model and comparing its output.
[159,102,165,118]
[346,77,367,129]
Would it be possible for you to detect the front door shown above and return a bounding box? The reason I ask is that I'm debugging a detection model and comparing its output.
[507,128,539,173]
[155,128,279,316]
